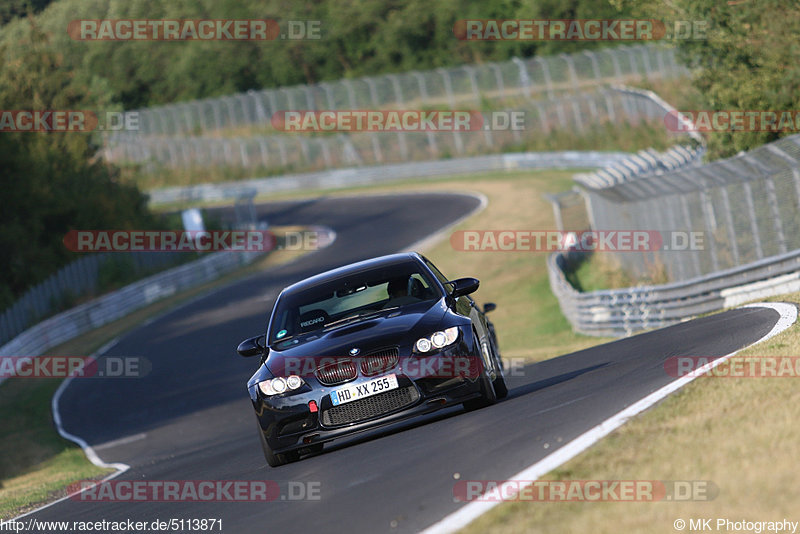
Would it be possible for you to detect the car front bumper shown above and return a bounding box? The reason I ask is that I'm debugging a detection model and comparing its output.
[254,368,484,454]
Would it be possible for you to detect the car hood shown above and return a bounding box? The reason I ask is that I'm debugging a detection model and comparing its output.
[266,299,450,369]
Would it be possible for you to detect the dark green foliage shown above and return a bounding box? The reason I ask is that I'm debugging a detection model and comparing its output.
[0,23,156,308]
[614,0,800,158]
[1,0,637,109]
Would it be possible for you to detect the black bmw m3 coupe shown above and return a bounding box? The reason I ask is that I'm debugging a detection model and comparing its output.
[237,252,507,467]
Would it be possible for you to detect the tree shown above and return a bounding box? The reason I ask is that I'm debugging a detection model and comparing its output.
[612,0,800,158]
[0,22,154,307]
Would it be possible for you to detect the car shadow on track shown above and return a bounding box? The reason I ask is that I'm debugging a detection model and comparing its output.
[506,362,610,399]
[307,405,466,459]
[297,362,609,462]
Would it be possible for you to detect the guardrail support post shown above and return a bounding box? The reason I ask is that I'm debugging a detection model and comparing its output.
[742,182,764,260]
[765,177,788,255]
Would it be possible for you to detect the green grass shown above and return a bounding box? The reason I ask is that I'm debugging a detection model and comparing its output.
[565,252,668,291]
[564,254,634,291]
[0,379,112,519]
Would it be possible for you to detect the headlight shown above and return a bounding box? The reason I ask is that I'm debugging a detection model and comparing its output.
[258,374,305,396]
[272,377,287,393]
[286,374,303,390]
[415,327,460,352]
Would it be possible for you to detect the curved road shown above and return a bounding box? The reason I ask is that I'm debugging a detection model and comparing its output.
[28,192,787,533]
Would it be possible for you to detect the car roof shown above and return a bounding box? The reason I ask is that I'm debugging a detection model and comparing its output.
[280,252,427,295]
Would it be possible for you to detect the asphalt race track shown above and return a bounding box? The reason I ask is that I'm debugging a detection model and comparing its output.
[28,192,786,533]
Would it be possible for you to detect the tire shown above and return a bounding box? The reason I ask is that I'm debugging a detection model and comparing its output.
[462,331,497,411]
[489,340,508,399]
[259,423,299,467]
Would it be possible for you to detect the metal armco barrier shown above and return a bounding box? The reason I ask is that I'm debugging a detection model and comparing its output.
[548,133,800,336]
[0,250,263,368]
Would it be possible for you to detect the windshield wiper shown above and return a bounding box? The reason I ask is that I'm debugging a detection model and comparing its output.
[324,307,398,328]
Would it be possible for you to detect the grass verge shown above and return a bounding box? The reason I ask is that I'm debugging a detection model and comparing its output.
[565,252,669,291]
[460,292,800,534]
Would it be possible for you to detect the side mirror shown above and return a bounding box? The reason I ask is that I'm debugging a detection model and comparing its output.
[237,335,268,358]
[449,277,480,298]
[483,302,497,313]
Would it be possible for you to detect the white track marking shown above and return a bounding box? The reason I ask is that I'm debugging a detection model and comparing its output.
[402,192,488,253]
[94,433,148,451]
[420,302,797,534]
[12,339,131,521]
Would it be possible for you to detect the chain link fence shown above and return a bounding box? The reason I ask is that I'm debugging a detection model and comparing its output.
[123,44,682,136]
[547,131,800,336]
[103,87,682,172]
[577,134,800,282]
[102,45,684,173]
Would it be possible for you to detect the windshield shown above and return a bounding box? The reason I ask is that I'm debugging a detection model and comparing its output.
[268,262,440,343]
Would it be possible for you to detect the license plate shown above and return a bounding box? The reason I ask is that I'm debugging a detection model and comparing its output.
[330,374,399,406]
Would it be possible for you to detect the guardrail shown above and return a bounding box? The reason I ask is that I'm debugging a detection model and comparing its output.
[0,251,194,347]
[148,150,634,206]
[548,249,800,337]
[0,249,264,367]
[548,133,800,337]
